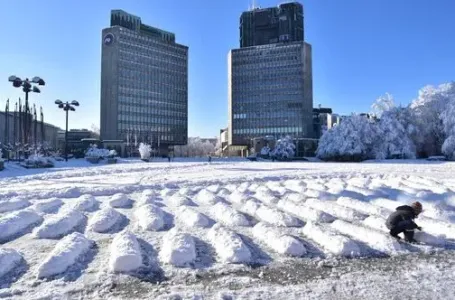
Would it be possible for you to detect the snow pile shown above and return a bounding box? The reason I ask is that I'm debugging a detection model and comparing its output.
[139,189,161,205]
[85,145,110,158]
[252,222,306,256]
[88,208,122,233]
[254,187,279,205]
[337,197,390,218]
[207,224,251,264]
[363,215,446,247]
[210,202,250,226]
[301,222,360,257]
[417,217,455,240]
[37,232,93,278]
[237,182,250,193]
[206,184,221,194]
[138,143,152,160]
[331,219,403,254]
[227,190,250,205]
[217,188,231,198]
[283,192,306,203]
[33,209,86,239]
[255,204,300,227]
[194,189,222,205]
[0,249,23,278]
[177,206,210,228]
[239,199,261,216]
[305,198,367,222]
[68,195,98,212]
[160,188,176,198]
[277,199,335,223]
[109,231,142,273]
[419,201,455,223]
[159,229,196,267]
[134,204,166,231]
[33,198,63,214]
[167,194,193,207]
[109,193,133,208]
[0,198,31,213]
[306,181,327,192]
[0,209,43,242]
[370,198,402,211]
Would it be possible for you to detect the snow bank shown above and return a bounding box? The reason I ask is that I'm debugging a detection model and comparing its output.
[363,216,446,247]
[0,198,31,213]
[210,202,250,226]
[109,193,133,208]
[227,190,250,205]
[33,198,63,214]
[134,204,166,231]
[301,222,360,257]
[252,222,306,256]
[255,204,300,227]
[177,206,210,228]
[0,209,43,242]
[194,189,222,205]
[88,208,122,233]
[68,195,98,212]
[0,249,23,278]
[167,194,193,207]
[159,229,196,267]
[331,219,403,254]
[33,210,86,239]
[37,232,93,278]
[337,197,390,218]
[109,231,142,273]
[207,224,251,264]
[277,199,335,223]
[305,198,367,222]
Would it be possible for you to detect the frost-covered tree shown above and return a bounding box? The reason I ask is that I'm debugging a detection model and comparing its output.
[138,143,152,160]
[272,136,296,160]
[260,145,271,157]
[371,93,395,118]
[441,96,455,160]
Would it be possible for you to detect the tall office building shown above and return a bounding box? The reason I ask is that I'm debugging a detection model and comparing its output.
[228,2,313,151]
[100,10,188,153]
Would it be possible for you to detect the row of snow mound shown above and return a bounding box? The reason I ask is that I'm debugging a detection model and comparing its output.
[37,232,94,278]
[277,199,335,223]
[210,202,250,226]
[239,199,300,227]
[0,198,31,213]
[33,198,63,214]
[252,222,306,256]
[88,208,122,233]
[305,198,367,222]
[336,197,390,218]
[207,224,251,263]
[0,209,43,242]
[0,248,23,278]
[33,209,85,239]
[176,206,210,228]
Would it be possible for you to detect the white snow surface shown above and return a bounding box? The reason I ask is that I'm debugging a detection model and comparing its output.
[0,159,455,298]
[87,208,122,233]
[109,193,132,208]
[0,248,23,278]
[37,232,93,278]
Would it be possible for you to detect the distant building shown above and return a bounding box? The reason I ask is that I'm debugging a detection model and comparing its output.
[100,9,188,155]
[56,129,97,153]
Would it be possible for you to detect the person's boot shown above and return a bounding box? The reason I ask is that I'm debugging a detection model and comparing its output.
[389,230,401,240]
[404,230,417,243]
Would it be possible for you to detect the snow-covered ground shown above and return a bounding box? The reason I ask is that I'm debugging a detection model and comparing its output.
[1,158,455,299]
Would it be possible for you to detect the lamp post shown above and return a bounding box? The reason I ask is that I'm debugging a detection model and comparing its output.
[8,76,45,148]
[55,100,79,162]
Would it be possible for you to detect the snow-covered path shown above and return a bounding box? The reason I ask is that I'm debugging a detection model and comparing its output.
[0,158,455,299]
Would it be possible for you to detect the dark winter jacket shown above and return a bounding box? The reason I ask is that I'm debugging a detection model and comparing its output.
[385,205,418,230]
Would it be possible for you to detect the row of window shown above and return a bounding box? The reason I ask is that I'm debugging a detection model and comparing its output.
[119,131,184,143]
[118,112,187,122]
[232,93,305,103]
[118,102,186,112]
[233,43,303,57]
[233,126,304,135]
[119,50,187,70]
[119,31,187,56]
[117,122,187,133]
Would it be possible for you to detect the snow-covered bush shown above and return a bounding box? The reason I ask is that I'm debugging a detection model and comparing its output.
[85,144,109,159]
[260,145,271,157]
[23,153,54,168]
[174,137,217,157]
[441,94,455,160]
[0,148,4,162]
[272,136,296,160]
[138,143,152,160]
[108,149,118,158]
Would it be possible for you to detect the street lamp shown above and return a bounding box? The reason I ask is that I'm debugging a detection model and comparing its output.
[55,100,79,162]
[8,76,45,147]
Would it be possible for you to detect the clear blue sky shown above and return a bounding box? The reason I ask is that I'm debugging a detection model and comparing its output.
[1,0,454,137]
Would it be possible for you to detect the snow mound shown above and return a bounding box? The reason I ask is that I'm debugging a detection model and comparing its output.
[252,222,306,256]
[254,187,279,205]
[161,188,176,197]
[207,224,251,264]
[68,195,98,212]
[140,189,161,205]
[217,188,231,198]
[0,248,23,278]
[337,197,390,218]
[301,222,360,257]
[419,201,455,223]
[331,219,403,254]
[210,202,250,227]
[37,232,93,278]
[345,185,378,197]
[363,216,446,247]
[177,206,210,228]
[177,187,193,196]
[194,189,222,205]
[306,181,327,192]
[239,199,261,216]
[109,231,142,273]
[167,194,193,207]
[0,198,31,213]
[227,190,250,205]
[283,192,306,203]
[305,198,367,222]
[206,184,221,194]
[109,193,133,208]
[237,182,250,193]
[0,209,43,242]
[33,198,63,214]
[88,208,122,233]
[417,216,455,240]
[370,198,401,211]
[277,199,335,223]
[255,204,301,227]
[134,204,166,231]
[33,209,86,239]
[159,229,196,267]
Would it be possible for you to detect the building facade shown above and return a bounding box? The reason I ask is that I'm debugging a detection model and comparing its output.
[240,2,304,48]
[100,10,188,154]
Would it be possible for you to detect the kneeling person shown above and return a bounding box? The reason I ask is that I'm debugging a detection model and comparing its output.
[385,201,423,243]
